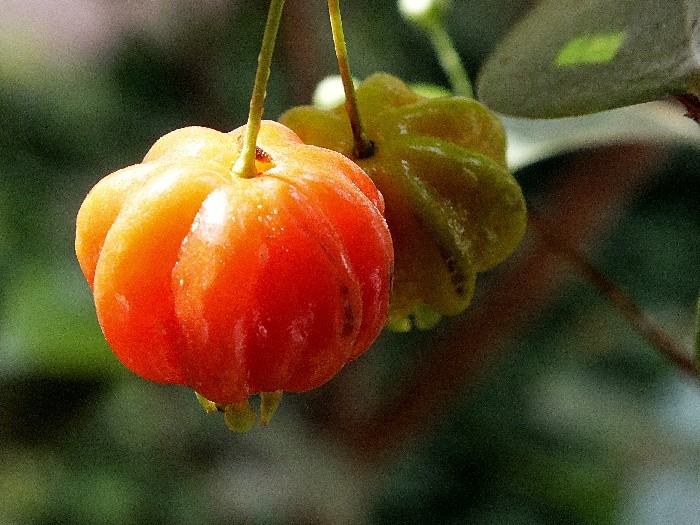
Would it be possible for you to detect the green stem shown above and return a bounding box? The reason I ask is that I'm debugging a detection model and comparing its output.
[399,0,473,98]
[232,0,286,179]
[327,0,374,159]
[426,21,473,98]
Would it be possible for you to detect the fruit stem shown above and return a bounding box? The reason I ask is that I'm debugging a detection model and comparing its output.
[427,22,473,98]
[399,0,474,98]
[232,0,286,179]
[327,0,374,159]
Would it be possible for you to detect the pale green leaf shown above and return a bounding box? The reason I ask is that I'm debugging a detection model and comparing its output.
[477,0,700,117]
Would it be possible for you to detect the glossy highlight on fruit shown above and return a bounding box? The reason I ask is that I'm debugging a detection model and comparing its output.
[280,73,527,330]
[75,120,393,410]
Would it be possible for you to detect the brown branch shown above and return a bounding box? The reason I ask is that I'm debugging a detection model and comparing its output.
[530,214,697,380]
[319,144,672,464]
[676,93,700,125]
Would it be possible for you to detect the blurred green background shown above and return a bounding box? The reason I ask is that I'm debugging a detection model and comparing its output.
[1,1,699,524]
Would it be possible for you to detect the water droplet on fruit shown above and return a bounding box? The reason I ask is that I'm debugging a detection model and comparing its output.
[116,293,130,314]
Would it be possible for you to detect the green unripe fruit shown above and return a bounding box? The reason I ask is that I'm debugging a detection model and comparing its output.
[280,73,526,330]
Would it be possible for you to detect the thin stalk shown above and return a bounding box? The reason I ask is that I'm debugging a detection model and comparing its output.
[232,0,286,179]
[327,0,374,159]
[425,20,473,98]
[531,214,697,381]
[399,0,473,97]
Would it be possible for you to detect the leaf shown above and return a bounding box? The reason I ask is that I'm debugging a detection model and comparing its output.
[477,0,700,117]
